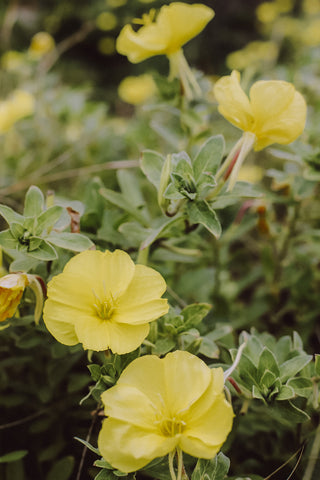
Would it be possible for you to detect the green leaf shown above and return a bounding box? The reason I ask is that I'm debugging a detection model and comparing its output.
[273,400,310,423]
[191,452,230,480]
[193,135,225,181]
[287,377,313,398]
[46,456,75,480]
[152,338,176,355]
[74,437,100,455]
[276,385,295,400]
[181,303,212,330]
[117,170,145,208]
[0,230,18,249]
[10,222,26,240]
[36,206,64,234]
[88,364,101,382]
[9,254,40,272]
[0,205,24,225]
[199,336,219,358]
[187,200,222,238]
[238,354,259,388]
[257,348,280,381]
[280,354,312,382]
[140,216,183,250]
[23,186,44,217]
[99,187,147,225]
[47,231,93,251]
[140,150,165,190]
[0,450,28,463]
[259,369,277,390]
[27,240,58,260]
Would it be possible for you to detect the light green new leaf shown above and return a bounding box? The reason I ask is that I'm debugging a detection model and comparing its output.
[99,187,147,225]
[0,205,24,225]
[280,354,312,382]
[0,230,18,249]
[24,185,44,217]
[36,206,64,234]
[191,452,230,480]
[27,240,58,261]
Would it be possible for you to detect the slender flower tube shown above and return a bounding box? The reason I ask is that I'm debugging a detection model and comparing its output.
[43,249,169,354]
[213,70,307,190]
[0,273,29,322]
[116,2,214,99]
[98,350,234,474]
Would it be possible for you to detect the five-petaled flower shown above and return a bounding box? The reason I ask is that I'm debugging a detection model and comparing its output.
[0,273,29,322]
[43,249,169,354]
[213,70,307,190]
[98,350,234,473]
[116,2,214,99]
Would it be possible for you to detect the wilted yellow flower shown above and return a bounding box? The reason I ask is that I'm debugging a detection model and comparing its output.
[226,41,278,71]
[118,74,156,105]
[96,12,118,31]
[0,90,35,134]
[98,350,234,473]
[28,32,55,58]
[43,249,168,354]
[0,273,29,322]
[116,2,214,99]
[213,70,306,189]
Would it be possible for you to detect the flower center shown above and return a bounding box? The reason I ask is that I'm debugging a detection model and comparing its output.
[159,417,186,437]
[92,289,118,321]
[133,9,156,26]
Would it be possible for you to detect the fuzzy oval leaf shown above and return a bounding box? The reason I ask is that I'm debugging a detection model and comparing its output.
[0,230,18,249]
[28,240,57,261]
[24,186,44,217]
[193,135,225,181]
[187,200,222,238]
[36,206,64,234]
[140,150,165,189]
[47,231,93,252]
[0,205,24,225]
[191,452,230,480]
[280,354,313,382]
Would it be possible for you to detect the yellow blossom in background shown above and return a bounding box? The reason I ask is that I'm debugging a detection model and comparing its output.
[28,32,55,58]
[98,350,234,473]
[303,0,320,14]
[0,273,29,322]
[106,0,127,7]
[116,2,214,99]
[301,19,320,46]
[118,74,156,105]
[43,249,169,354]
[226,41,278,71]
[96,12,118,31]
[237,165,264,183]
[256,2,280,23]
[98,36,116,55]
[275,0,294,13]
[1,51,25,71]
[0,90,35,134]
[213,70,306,189]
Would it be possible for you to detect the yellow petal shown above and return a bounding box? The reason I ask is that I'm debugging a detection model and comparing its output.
[102,385,157,428]
[157,3,215,55]
[214,70,254,131]
[179,435,222,459]
[42,309,79,345]
[117,355,166,407]
[116,24,168,63]
[98,418,176,473]
[114,299,168,325]
[250,81,307,149]
[163,351,212,414]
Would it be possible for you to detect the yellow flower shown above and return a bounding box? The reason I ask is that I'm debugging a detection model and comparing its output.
[98,36,116,55]
[0,90,35,134]
[118,74,156,105]
[0,273,29,322]
[116,2,214,99]
[213,71,307,190]
[28,32,55,58]
[1,50,25,71]
[226,41,278,71]
[43,249,168,354]
[98,350,234,473]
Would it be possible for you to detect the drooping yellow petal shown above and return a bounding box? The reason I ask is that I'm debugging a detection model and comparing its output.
[214,71,254,132]
[98,419,176,473]
[157,3,215,55]
[250,82,307,149]
[0,273,29,322]
[116,2,214,62]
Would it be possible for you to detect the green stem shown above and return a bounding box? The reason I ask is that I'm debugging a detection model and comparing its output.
[137,245,149,266]
[176,448,183,480]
